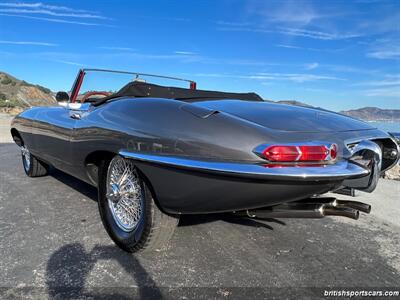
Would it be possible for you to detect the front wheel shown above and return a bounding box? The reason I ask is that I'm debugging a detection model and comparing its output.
[98,155,179,253]
[21,145,48,177]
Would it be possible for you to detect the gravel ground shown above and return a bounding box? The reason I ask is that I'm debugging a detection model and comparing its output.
[0,113,13,143]
[0,113,399,299]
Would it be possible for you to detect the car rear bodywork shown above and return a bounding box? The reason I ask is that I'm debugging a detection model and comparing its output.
[12,96,399,215]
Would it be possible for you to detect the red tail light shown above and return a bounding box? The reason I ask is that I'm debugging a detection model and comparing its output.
[298,145,329,161]
[261,143,338,162]
[329,143,338,160]
[263,145,300,161]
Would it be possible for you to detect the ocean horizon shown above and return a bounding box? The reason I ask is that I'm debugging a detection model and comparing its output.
[368,121,400,133]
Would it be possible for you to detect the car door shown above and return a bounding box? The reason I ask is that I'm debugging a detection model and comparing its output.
[33,105,76,172]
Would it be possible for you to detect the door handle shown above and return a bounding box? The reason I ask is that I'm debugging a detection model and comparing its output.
[70,113,81,120]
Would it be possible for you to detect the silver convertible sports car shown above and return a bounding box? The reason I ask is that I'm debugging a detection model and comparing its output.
[10,68,400,252]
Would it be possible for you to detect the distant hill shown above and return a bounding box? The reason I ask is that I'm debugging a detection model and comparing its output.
[268,99,400,122]
[0,72,55,112]
[339,107,400,122]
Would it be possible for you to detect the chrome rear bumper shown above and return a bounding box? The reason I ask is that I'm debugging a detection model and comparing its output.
[119,150,369,182]
[118,139,391,213]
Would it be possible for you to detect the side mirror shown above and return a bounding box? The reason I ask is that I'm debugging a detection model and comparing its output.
[56,91,70,102]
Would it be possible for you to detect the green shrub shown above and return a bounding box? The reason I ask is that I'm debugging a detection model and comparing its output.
[1,77,12,85]
[20,80,51,94]
[36,85,51,94]
[0,99,20,108]
[0,92,6,100]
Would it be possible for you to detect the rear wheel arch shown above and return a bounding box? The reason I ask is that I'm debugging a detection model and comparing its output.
[131,163,172,215]
[86,150,168,214]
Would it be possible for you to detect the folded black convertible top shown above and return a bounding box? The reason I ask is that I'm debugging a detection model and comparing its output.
[93,82,263,106]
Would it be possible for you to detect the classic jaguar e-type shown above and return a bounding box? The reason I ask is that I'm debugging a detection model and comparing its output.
[10,69,400,252]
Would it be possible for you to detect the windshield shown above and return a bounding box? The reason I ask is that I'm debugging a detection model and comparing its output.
[70,69,194,103]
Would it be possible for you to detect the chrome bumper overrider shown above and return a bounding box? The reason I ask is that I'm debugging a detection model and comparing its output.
[119,150,370,181]
[343,140,382,192]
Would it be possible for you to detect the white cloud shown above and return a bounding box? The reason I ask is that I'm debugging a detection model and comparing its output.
[275,44,346,53]
[355,75,400,87]
[233,0,362,41]
[277,27,360,40]
[49,59,84,67]
[261,2,321,26]
[1,2,71,9]
[0,2,97,14]
[357,11,400,36]
[275,44,304,50]
[0,2,112,26]
[247,0,341,27]
[305,62,319,70]
[364,87,400,97]
[0,40,57,46]
[323,64,377,74]
[193,72,343,83]
[256,72,343,82]
[174,51,197,55]
[217,25,360,40]
[0,8,108,19]
[0,13,113,26]
[367,47,400,60]
[218,2,397,45]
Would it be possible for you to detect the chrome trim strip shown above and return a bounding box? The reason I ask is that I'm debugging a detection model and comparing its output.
[119,150,369,181]
[82,68,195,84]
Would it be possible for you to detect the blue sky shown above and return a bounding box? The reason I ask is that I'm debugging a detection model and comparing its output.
[0,0,399,111]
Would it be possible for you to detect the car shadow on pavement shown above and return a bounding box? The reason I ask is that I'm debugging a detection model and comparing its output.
[46,243,163,299]
[179,213,286,230]
[50,168,98,202]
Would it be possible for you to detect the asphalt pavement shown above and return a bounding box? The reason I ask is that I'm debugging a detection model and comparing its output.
[0,113,399,299]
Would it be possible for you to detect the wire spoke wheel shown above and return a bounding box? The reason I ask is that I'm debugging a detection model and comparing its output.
[106,156,143,232]
[99,155,179,252]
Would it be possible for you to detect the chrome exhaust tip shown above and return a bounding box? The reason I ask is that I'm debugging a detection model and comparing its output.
[323,206,359,220]
[235,197,370,221]
[298,198,371,214]
[335,200,371,214]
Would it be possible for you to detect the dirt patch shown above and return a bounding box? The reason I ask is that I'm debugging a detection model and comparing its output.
[0,107,23,115]
[383,165,400,181]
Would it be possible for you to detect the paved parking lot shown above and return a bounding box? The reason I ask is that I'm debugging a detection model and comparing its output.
[0,113,399,298]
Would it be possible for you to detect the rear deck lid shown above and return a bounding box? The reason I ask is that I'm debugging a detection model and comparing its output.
[193,100,374,133]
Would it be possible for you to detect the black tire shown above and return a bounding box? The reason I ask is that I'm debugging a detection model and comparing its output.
[21,146,48,177]
[98,156,179,253]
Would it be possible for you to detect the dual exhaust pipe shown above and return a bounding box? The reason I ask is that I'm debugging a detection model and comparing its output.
[236,197,371,220]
